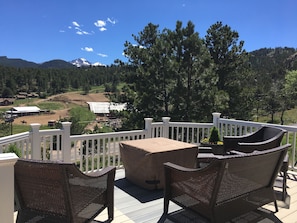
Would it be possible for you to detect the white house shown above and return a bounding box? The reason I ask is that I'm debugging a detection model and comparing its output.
[87,102,126,115]
[5,106,40,117]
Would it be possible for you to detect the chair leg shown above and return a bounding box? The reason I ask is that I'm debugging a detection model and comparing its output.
[107,205,114,222]
[163,197,169,215]
[157,214,167,223]
[274,200,279,213]
[282,172,287,201]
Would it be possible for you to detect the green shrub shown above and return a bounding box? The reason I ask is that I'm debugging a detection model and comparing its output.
[4,144,22,157]
[209,127,221,144]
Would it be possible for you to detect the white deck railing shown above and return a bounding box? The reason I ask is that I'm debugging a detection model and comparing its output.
[1,113,297,170]
[1,112,297,222]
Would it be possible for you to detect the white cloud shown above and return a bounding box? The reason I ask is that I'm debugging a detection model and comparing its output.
[97,53,108,57]
[68,18,116,35]
[81,47,94,52]
[99,27,107,32]
[94,20,106,27]
[94,20,108,32]
[72,21,80,27]
[59,30,65,33]
[107,18,116,25]
[72,25,92,35]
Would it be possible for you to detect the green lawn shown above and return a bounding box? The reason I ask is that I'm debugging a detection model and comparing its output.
[255,108,297,125]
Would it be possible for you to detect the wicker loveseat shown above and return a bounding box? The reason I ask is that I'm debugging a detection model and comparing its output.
[198,126,288,200]
[160,144,290,223]
[14,159,116,223]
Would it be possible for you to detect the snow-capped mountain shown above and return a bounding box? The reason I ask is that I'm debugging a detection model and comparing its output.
[92,61,106,67]
[70,58,105,67]
[70,58,92,67]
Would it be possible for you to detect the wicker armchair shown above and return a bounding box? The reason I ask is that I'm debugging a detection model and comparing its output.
[223,126,288,200]
[161,144,290,223]
[223,126,286,153]
[15,159,116,223]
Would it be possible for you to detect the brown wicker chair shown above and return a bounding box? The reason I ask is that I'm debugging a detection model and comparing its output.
[223,126,287,153]
[161,144,290,223]
[223,126,288,201]
[14,159,116,223]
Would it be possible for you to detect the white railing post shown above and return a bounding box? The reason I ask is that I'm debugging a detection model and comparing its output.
[162,117,171,138]
[144,118,153,138]
[30,123,41,160]
[0,153,18,223]
[212,112,221,128]
[62,122,72,163]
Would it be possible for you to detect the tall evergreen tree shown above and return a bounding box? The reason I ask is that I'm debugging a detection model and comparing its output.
[168,21,216,121]
[205,21,252,119]
[122,21,217,128]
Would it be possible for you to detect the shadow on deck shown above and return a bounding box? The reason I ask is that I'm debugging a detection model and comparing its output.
[115,178,164,203]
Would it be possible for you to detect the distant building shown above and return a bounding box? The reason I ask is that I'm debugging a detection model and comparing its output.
[16,92,39,99]
[5,106,41,117]
[87,102,127,115]
[0,98,14,106]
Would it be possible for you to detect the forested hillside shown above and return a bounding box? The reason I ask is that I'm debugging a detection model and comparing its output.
[0,65,121,96]
[249,47,297,80]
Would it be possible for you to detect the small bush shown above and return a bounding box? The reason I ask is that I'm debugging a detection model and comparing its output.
[4,144,22,157]
[209,127,221,144]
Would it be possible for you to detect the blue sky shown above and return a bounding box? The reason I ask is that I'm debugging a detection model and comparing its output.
[0,0,296,66]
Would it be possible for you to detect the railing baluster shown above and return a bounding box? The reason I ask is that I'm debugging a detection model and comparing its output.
[91,138,94,172]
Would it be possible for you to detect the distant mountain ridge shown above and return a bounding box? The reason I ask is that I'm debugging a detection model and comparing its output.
[0,56,104,68]
[0,56,39,68]
[1,47,297,69]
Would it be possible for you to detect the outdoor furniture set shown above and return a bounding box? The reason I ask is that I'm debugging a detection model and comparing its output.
[14,126,288,222]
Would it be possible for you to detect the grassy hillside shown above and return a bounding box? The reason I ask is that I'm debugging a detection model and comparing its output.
[255,108,297,125]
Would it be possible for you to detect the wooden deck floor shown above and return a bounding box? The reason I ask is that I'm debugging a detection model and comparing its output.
[93,169,297,223]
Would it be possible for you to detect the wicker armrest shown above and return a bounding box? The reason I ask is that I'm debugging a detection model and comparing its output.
[164,161,223,179]
[165,162,199,172]
[228,150,247,155]
[87,166,116,178]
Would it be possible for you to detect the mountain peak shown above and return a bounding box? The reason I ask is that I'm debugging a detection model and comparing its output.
[70,58,105,67]
[70,58,91,67]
